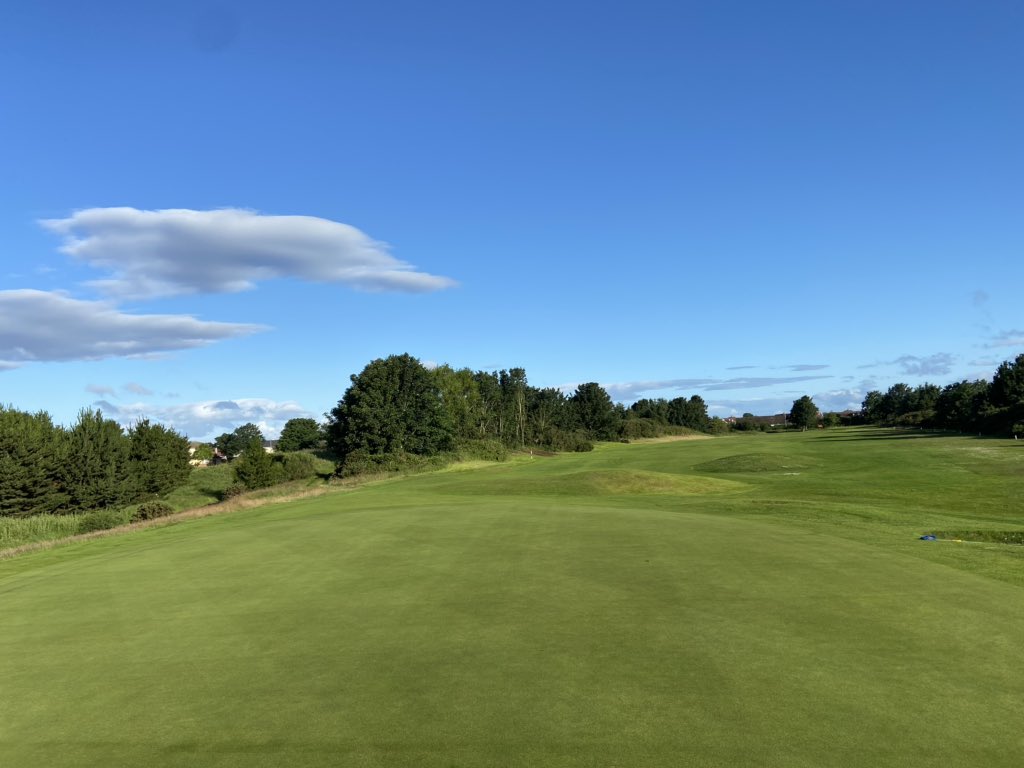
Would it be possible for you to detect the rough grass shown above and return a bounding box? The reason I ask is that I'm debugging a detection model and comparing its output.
[2,428,1024,767]
[0,514,82,548]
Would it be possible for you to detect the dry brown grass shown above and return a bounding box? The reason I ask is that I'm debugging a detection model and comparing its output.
[0,482,346,562]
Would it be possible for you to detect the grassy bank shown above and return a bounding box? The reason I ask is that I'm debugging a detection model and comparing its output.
[1,428,1022,767]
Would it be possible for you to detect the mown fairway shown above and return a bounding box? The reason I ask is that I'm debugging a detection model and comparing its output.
[1,428,1022,767]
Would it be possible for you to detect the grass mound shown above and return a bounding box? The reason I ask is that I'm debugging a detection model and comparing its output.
[694,452,815,473]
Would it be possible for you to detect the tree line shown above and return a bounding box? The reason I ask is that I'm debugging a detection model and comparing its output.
[861,354,1024,436]
[0,407,190,517]
[325,354,714,474]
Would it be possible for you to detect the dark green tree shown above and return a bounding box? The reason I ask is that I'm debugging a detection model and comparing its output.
[0,406,68,517]
[128,420,191,499]
[570,382,619,440]
[789,396,819,431]
[667,395,710,431]
[61,408,133,511]
[276,418,323,452]
[326,354,453,462]
[990,354,1024,408]
[861,391,883,422]
[233,438,275,489]
[215,423,264,458]
[934,380,990,432]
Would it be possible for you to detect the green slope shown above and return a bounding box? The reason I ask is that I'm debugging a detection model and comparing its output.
[1,428,1022,767]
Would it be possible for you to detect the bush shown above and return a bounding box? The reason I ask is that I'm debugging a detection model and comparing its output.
[274,451,318,482]
[221,483,248,500]
[132,501,175,522]
[457,439,508,462]
[77,509,130,534]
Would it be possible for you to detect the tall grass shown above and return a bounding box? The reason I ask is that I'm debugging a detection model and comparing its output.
[0,514,82,548]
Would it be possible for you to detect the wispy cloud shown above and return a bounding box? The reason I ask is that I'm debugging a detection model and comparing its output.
[85,384,116,398]
[0,290,264,369]
[988,330,1024,349]
[123,382,153,396]
[891,353,955,376]
[785,364,829,372]
[41,207,457,299]
[726,365,757,371]
[860,353,955,377]
[602,375,832,401]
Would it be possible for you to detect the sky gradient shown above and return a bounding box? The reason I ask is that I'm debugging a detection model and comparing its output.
[2,1,1022,439]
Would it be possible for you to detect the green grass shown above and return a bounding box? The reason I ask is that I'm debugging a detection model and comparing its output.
[1,427,1023,767]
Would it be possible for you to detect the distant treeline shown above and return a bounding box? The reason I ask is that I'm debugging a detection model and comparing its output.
[0,407,190,518]
[861,354,1024,436]
[325,354,716,475]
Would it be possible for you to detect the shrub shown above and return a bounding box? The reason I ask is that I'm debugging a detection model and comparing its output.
[457,439,508,462]
[221,483,248,500]
[132,501,175,522]
[274,451,317,482]
[77,509,129,534]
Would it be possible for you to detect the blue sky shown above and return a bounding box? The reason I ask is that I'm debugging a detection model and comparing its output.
[2,0,1021,439]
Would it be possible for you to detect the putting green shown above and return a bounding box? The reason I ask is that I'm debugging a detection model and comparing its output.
[1,429,1022,766]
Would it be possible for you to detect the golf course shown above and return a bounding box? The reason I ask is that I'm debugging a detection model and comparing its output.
[1,427,1022,767]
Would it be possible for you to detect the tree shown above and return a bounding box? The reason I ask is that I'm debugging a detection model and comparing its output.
[277,418,323,452]
[128,420,191,499]
[433,366,483,442]
[326,354,453,462]
[0,406,68,517]
[570,382,619,440]
[61,408,133,511]
[500,368,529,447]
[861,391,883,422]
[990,354,1024,408]
[667,395,710,431]
[789,396,819,431]
[192,443,215,462]
[934,380,990,432]
[215,423,264,458]
[233,438,275,489]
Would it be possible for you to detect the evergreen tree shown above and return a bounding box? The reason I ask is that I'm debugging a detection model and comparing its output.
[62,409,133,511]
[233,438,275,489]
[570,383,619,440]
[128,419,191,499]
[0,406,68,517]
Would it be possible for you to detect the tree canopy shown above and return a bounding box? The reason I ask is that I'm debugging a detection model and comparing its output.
[789,396,819,431]
[277,418,323,452]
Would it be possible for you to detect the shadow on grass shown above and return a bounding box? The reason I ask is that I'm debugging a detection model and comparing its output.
[815,429,984,442]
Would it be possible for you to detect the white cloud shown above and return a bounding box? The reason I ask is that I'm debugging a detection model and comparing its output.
[0,290,264,368]
[93,397,312,440]
[41,207,457,299]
